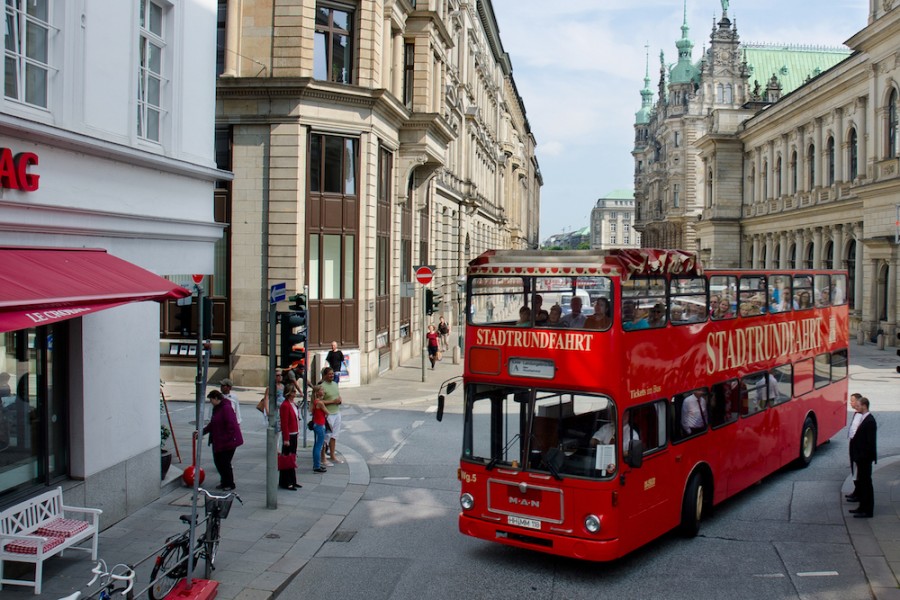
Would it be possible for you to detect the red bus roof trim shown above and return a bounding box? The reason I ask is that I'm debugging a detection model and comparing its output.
[468,248,703,281]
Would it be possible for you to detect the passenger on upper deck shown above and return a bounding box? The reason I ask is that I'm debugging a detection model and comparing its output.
[647,303,666,328]
[533,294,550,325]
[711,297,734,320]
[516,306,531,327]
[622,299,648,331]
[544,304,565,327]
[560,296,586,328]
[584,297,612,330]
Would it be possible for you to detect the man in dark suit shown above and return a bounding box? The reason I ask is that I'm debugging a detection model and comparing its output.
[849,397,877,518]
[845,393,864,502]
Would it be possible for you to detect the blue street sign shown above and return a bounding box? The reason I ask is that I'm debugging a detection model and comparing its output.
[270,282,287,304]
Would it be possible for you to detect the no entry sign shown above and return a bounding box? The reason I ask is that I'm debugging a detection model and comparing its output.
[414,265,435,285]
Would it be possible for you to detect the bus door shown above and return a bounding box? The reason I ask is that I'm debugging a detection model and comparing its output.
[616,399,673,544]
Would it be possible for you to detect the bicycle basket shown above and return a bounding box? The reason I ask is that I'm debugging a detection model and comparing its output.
[205,494,235,519]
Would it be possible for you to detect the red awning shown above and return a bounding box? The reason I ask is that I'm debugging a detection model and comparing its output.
[0,246,191,332]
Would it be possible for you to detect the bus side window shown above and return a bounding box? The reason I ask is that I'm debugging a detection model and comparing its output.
[814,274,832,307]
[738,275,766,317]
[831,274,847,305]
[672,388,709,442]
[628,400,668,455]
[793,275,813,309]
[814,353,831,388]
[768,275,791,313]
[709,380,740,428]
[770,364,792,405]
[831,349,848,381]
[741,372,770,415]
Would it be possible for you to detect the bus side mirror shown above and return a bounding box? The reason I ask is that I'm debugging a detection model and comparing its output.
[446,381,457,395]
[625,440,644,468]
[437,395,445,422]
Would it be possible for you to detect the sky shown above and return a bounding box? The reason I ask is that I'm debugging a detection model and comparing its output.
[490,0,870,242]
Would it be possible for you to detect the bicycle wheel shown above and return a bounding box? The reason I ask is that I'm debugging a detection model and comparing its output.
[203,520,220,578]
[149,542,188,600]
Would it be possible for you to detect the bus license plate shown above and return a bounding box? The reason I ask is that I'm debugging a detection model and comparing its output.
[508,515,541,530]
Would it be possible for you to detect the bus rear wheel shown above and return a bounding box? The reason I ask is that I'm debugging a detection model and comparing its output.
[679,473,704,538]
[797,417,817,468]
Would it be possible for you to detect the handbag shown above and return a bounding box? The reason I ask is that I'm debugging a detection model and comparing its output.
[277,452,297,470]
[307,420,314,431]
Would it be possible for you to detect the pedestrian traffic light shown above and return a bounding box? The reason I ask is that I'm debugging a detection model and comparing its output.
[280,311,307,367]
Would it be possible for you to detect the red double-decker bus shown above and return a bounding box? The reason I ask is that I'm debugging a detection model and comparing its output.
[438,248,849,560]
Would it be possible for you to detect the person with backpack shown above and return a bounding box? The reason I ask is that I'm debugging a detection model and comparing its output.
[437,316,450,352]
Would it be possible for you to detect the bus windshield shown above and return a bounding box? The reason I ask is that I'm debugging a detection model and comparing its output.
[465,384,617,480]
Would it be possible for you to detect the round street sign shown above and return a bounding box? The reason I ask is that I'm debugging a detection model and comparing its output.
[415,266,434,285]
[191,274,204,284]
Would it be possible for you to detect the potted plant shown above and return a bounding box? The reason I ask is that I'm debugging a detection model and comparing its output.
[161,424,173,480]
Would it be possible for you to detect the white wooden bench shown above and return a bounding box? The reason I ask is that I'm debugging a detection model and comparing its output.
[0,486,102,595]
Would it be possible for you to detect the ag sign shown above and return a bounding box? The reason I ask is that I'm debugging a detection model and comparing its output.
[414,265,435,285]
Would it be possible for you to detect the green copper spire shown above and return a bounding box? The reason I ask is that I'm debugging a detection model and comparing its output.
[670,0,699,85]
[635,43,654,124]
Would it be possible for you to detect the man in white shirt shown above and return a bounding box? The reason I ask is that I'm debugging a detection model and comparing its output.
[220,379,242,425]
[846,393,864,501]
[560,296,587,328]
[681,389,708,436]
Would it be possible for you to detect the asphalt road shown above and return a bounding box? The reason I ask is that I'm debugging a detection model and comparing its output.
[276,374,897,600]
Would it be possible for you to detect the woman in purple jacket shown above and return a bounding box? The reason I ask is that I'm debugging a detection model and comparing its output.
[204,389,244,491]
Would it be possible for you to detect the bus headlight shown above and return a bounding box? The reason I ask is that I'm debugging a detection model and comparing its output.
[460,493,474,511]
[584,514,601,534]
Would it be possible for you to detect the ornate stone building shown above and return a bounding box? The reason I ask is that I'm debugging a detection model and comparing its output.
[634,0,900,341]
[590,190,640,250]
[211,0,541,385]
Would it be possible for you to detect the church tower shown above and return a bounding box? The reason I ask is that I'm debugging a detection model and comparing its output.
[698,4,749,111]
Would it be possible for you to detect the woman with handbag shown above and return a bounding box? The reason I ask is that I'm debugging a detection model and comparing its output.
[310,385,328,473]
[203,389,243,491]
[278,387,301,490]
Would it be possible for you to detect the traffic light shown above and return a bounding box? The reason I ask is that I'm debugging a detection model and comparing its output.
[431,291,442,315]
[289,293,307,321]
[174,303,192,337]
[425,288,434,315]
[201,297,213,340]
[280,312,307,368]
[896,332,900,374]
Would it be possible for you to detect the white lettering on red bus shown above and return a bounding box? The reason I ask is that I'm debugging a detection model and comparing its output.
[705,316,824,375]
[475,329,593,352]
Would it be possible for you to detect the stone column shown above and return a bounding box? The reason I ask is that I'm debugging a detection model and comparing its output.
[833,224,844,269]
[780,232,790,269]
[765,234,774,269]
[795,230,805,268]
[752,235,761,269]
[382,19,393,90]
[222,0,240,77]
[814,117,824,189]
[834,108,845,183]
[888,256,897,325]
[854,229,864,311]
[782,134,790,196]
[813,227,823,269]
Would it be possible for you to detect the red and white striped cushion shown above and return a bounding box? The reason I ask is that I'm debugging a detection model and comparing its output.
[3,536,65,555]
[36,517,89,538]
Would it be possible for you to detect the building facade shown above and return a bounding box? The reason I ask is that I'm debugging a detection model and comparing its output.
[590,189,640,250]
[634,0,900,342]
[0,0,223,516]
[212,0,541,386]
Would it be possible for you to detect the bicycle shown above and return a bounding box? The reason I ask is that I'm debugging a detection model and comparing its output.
[58,559,135,600]
[148,487,242,600]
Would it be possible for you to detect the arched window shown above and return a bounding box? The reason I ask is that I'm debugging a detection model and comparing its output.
[707,169,714,207]
[775,156,782,197]
[889,88,898,158]
[724,84,733,104]
[790,151,798,193]
[760,245,767,269]
[788,243,797,269]
[827,136,835,185]
[824,241,834,269]
[848,128,858,180]
[774,244,781,268]
[716,84,724,103]
[807,144,816,189]
[806,243,814,269]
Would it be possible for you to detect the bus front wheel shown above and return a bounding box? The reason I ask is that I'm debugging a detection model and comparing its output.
[679,473,704,538]
[797,417,817,468]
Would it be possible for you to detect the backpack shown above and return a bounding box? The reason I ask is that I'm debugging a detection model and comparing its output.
[438,322,449,335]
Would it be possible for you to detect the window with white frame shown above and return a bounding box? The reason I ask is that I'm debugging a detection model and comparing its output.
[4,0,51,108]
[138,0,165,142]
